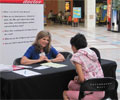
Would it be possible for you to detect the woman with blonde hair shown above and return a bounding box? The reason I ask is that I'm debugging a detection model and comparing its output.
[21,30,65,65]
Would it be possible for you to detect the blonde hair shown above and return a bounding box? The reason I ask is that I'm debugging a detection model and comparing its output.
[33,30,51,53]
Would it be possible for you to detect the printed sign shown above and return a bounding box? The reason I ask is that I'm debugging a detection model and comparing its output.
[73,7,81,18]
[0,3,44,64]
[107,0,112,30]
[0,0,44,4]
[65,1,70,11]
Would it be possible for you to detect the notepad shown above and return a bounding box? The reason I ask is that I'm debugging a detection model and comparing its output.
[13,69,41,77]
[40,62,67,68]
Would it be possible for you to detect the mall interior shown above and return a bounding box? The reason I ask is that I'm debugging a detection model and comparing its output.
[0,0,120,99]
[44,0,120,99]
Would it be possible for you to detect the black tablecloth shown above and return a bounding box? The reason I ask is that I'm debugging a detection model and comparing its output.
[0,59,117,99]
[0,59,77,99]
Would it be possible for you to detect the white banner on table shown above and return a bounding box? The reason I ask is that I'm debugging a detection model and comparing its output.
[0,2,44,64]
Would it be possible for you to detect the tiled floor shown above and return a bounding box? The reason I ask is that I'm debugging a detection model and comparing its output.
[45,23,120,99]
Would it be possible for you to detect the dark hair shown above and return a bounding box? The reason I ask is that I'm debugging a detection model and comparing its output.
[70,33,87,50]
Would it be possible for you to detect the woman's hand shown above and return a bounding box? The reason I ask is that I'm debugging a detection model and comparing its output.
[44,58,52,62]
[49,53,65,63]
[39,55,48,62]
[74,76,79,83]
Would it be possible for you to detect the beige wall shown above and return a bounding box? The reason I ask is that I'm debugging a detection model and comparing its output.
[44,0,58,16]
[44,0,73,17]
[58,0,65,13]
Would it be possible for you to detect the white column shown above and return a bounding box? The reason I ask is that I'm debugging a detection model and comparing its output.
[84,0,96,29]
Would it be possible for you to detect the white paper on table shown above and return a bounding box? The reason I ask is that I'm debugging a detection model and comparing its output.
[0,64,13,72]
[34,66,50,70]
[13,69,41,77]
[17,65,32,68]
[41,62,67,68]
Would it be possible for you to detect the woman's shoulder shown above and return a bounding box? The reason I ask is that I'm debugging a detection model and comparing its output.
[28,45,35,50]
[73,50,83,57]
[50,46,55,49]
[50,46,58,52]
[77,47,91,55]
[72,48,89,58]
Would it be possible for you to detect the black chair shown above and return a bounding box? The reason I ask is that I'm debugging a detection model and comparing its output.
[90,47,118,99]
[13,57,22,65]
[60,51,72,59]
[79,77,118,100]
[90,47,101,64]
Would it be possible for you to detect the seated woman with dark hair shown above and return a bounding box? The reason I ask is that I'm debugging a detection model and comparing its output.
[63,33,104,100]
